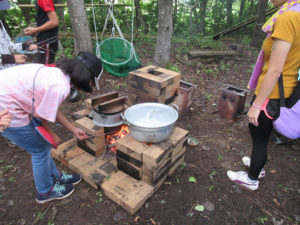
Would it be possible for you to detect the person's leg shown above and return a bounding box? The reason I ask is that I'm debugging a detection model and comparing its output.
[248,111,273,180]
[48,41,58,64]
[1,123,59,193]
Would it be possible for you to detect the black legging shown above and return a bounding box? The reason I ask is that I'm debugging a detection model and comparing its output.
[248,110,273,180]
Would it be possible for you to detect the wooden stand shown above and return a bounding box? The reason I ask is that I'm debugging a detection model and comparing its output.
[127,65,181,106]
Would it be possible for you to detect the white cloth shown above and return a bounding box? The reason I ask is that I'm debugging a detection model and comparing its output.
[0,64,70,127]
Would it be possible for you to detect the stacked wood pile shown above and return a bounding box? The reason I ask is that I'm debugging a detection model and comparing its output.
[127,65,181,106]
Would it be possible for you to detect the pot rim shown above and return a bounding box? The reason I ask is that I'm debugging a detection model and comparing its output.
[124,103,178,129]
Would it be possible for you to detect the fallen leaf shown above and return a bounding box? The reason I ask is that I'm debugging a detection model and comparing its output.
[189,176,197,183]
[195,204,205,212]
[150,218,156,225]
[134,216,141,223]
[273,198,281,206]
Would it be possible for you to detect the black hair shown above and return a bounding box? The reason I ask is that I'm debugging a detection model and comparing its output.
[55,58,93,92]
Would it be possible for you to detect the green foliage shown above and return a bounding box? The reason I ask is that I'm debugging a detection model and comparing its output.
[166,63,180,72]
[135,33,156,47]
[256,217,269,224]
[95,191,103,204]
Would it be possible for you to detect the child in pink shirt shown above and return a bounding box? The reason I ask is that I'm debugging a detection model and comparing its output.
[0,51,103,204]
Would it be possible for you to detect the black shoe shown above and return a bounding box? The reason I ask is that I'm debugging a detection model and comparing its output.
[69,87,79,102]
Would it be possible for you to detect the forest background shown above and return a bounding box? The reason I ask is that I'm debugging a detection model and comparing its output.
[1,0,272,64]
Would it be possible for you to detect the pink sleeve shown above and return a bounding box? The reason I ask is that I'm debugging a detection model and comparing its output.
[36,85,69,122]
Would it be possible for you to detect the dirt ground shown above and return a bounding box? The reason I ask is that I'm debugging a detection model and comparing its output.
[0,41,300,225]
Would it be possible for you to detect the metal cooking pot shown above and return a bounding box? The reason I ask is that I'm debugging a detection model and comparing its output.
[92,106,123,127]
[123,103,178,143]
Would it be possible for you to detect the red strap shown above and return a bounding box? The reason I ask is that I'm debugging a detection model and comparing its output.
[45,64,56,67]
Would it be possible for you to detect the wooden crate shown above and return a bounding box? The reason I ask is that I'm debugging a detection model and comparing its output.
[127,65,181,106]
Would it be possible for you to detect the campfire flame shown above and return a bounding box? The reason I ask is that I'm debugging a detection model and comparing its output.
[106,125,130,152]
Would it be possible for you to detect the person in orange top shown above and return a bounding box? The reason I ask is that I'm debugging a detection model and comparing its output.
[227,0,300,191]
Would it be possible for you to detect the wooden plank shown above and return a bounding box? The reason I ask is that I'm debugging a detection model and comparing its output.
[168,127,189,147]
[143,158,172,180]
[117,157,142,180]
[97,96,126,114]
[77,139,106,157]
[91,91,118,106]
[51,138,76,161]
[71,108,91,121]
[128,79,179,100]
[74,117,104,137]
[116,136,147,162]
[126,93,138,106]
[168,155,185,176]
[68,152,95,174]
[85,98,92,110]
[60,147,86,166]
[128,86,159,102]
[116,150,143,168]
[142,144,172,173]
[101,171,153,214]
[172,143,187,163]
[79,157,114,189]
[188,50,237,60]
[129,65,181,89]
[142,172,168,192]
[86,135,105,145]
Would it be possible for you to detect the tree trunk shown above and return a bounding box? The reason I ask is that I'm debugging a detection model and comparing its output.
[239,0,246,18]
[249,0,254,15]
[135,0,147,33]
[17,0,34,25]
[154,0,173,67]
[66,0,93,55]
[251,0,268,48]
[189,6,194,30]
[196,0,208,33]
[55,0,66,31]
[226,0,233,25]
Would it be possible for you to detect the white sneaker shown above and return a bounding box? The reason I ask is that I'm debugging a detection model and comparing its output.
[242,156,265,179]
[227,170,259,191]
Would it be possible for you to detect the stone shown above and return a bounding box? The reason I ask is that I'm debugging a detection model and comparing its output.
[0,185,6,191]
[233,186,243,194]
[7,199,14,206]
[201,145,211,151]
[294,215,300,222]
[113,212,124,222]
[203,200,215,211]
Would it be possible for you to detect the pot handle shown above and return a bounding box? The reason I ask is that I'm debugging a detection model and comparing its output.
[172,104,179,112]
[121,113,130,126]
